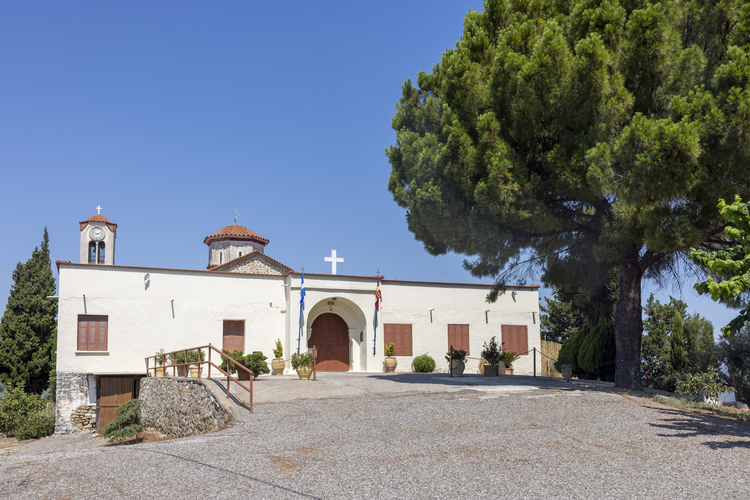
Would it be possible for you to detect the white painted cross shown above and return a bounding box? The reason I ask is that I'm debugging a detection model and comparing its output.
[95,205,102,214]
[324,249,344,275]
[234,209,239,223]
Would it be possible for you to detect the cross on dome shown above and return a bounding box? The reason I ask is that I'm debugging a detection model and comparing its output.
[324,250,344,275]
[234,209,238,224]
[96,205,102,215]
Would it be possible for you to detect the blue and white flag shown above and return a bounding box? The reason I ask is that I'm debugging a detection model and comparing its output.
[300,273,306,310]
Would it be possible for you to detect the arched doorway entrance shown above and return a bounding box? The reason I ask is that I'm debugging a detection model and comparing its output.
[309,313,349,371]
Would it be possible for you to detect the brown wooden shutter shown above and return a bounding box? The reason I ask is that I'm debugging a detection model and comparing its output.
[447,324,470,355]
[78,316,108,351]
[223,320,245,353]
[384,324,413,356]
[501,325,528,355]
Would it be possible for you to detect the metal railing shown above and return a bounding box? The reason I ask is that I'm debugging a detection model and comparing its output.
[144,343,253,413]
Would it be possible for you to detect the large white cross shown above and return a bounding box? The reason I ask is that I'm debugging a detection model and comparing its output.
[95,205,102,214]
[324,249,344,275]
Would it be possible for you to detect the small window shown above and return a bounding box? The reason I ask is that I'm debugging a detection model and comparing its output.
[384,324,413,356]
[78,315,108,351]
[447,324,470,355]
[238,251,242,257]
[501,325,528,355]
[219,252,223,264]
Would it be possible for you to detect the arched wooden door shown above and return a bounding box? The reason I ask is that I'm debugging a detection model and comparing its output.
[309,313,349,371]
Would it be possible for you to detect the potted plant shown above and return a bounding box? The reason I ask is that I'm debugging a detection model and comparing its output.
[445,349,467,377]
[188,349,205,378]
[291,352,314,380]
[499,351,520,375]
[271,339,285,375]
[220,349,246,378]
[481,336,501,377]
[558,354,574,380]
[172,351,190,377]
[242,352,270,379]
[154,349,167,377]
[384,342,397,372]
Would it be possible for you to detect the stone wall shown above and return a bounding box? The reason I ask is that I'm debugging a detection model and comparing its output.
[71,405,97,431]
[55,372,91,434]
[229,258,284,275]
[139,378,232,438]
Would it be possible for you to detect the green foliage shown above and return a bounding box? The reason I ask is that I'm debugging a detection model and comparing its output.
[691,196,750,337]
[411,354,436,373]
[0,229,57,394]
[101,399,145,445]
[540,295,582,344]
[554,327,587,377]
[685,313,718,373]
[577,321,616,382]
[154,349,167,366]
[388,1,750,390]
[219,349,245,373]
[481,336,502,365]
[16,411,55,440]
[445,349,467,362]
[174,349,205,365]
[653,395,750,422]
[670,311,687,373]
[385,342,395,357]
[273,339,283,359]
[291,352,314,369]
[676,368,731,402]
[499,351,521,368]
[0,383,50,437]
[718,326,750,403]
[243,352,270,376]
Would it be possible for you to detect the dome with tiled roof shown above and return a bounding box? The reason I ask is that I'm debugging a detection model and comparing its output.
[204,224,269,269]
[79,214,117,232]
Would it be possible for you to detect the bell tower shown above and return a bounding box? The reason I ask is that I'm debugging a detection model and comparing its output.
[79,205,117,265]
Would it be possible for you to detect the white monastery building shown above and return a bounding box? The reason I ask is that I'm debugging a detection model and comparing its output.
[55,211,541,432]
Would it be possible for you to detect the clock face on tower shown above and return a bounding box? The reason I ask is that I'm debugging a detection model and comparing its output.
[91,227,104,241]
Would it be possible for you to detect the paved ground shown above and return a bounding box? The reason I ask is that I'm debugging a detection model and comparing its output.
[1,373,749,499]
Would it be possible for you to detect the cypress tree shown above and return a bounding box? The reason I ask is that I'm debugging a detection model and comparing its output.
[0,229,57,394]
[670,311,687,374]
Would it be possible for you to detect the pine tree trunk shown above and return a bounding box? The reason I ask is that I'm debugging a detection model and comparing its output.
[614,248,643,390]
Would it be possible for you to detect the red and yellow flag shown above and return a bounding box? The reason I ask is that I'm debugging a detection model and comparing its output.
[375,276,382,311]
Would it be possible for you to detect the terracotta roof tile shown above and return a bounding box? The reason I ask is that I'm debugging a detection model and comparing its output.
[209,249,292,274]
[203,224,269,245]
[79,214,117,232]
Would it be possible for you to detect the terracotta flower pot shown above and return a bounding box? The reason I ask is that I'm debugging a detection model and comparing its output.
[238,368,251,380]
[501,368,514,375]
[189,365,202,378]
[154,367,166,378]
[296,365,313,380]
[271,358,285,375]
[384,357,397,373]
[177,365,188,377]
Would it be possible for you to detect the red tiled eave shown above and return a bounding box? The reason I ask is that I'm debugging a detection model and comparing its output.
[79,214,117,232]
[203,224,269,245]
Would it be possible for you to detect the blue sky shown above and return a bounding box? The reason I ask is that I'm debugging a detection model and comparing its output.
[0,1,738,338]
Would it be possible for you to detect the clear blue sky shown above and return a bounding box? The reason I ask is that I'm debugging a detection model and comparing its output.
[0,1,737,338]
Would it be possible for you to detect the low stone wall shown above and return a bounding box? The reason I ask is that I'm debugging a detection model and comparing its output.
[71,405,97,431]
[139,378,232,438]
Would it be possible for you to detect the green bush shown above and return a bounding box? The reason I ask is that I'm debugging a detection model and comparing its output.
[291,352,314,369]
[0,383,48,437]
[101,399,145,445]
[244,352,270,376]
[412,354,436,373]
[577,321,616,382]
[16,411,55,440]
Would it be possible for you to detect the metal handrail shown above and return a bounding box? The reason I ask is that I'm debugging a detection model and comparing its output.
[144,343,253,413]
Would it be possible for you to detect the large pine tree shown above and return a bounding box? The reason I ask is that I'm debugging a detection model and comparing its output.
[0,229,57,394]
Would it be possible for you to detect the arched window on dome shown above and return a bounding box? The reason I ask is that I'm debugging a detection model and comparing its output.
[239,251,242,257]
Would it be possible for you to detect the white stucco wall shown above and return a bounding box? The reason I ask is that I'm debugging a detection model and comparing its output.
[57,264,287,375]
[57,265,540,378]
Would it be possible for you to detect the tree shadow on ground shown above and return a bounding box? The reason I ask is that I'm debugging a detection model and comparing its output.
[648,405,750,448]
[366,372,576,390]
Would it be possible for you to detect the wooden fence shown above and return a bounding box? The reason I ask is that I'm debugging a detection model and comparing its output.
[541,340,562,378]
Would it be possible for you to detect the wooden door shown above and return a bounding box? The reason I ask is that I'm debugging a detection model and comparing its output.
[98,377,135,430]
[223,320,245,353]
[309,313,349,371]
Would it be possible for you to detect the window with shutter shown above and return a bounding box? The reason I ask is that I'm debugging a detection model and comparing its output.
[447,324,470,355]
[383,324,413,356]
[77,315,108,351]
[223,320,245,353]
[501,325,528,355]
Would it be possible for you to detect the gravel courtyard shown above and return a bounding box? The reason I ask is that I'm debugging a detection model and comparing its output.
[1,373,749,499]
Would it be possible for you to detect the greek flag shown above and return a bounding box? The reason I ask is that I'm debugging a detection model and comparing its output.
[298,272,306,354]
[300,272,306,310]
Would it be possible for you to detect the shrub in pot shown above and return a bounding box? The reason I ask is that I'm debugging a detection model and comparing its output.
[154,348,167,377]
[500,351,521,375]
[291,352,314,380]
[481,337,502,377]
[445,349,467,377]
[272,339,285,375]
[384,342,397,372]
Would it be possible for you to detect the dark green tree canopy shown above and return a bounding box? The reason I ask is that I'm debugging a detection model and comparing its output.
[0,229,57,394]
[388,0,750,389]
